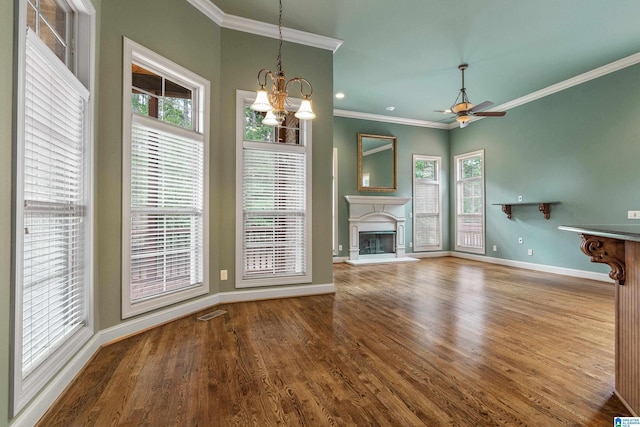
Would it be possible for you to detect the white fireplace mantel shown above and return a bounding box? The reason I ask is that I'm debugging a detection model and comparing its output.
[344,195,411,205]
[344,195,417,265]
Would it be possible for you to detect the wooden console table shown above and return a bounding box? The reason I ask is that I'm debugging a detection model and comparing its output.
[493,201,559,220]
[559,225,640,416]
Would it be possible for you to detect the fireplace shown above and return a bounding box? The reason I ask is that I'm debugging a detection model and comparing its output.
[344,195,418,265]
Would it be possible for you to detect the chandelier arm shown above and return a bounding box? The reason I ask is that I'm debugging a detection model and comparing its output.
[285,77,313,98]
[256,68,274,88]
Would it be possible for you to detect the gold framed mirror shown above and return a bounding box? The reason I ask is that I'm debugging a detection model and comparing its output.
[357,133,397,192]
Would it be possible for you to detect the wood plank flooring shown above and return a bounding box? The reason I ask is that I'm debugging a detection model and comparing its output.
[38,257,631,426]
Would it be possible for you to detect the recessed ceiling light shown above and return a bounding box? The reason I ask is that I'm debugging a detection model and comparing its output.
[335,92,345,99]
[386,106,395,111]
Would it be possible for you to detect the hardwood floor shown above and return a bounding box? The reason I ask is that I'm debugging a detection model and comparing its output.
[38,258,631,426]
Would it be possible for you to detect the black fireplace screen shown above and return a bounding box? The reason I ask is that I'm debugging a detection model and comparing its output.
[359,231,396,255]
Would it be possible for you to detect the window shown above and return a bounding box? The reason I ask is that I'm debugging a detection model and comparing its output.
[455,150,485,253]
[13,0,95,415]
[235,90,312,288]
[413,155,442,251]
[122,38,210,318]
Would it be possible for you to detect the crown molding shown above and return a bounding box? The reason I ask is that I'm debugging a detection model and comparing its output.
[333,109,450,130]
[489,51,640,114]
[186,0,224,24]
[186,0,343,52]
[340,51,640,130]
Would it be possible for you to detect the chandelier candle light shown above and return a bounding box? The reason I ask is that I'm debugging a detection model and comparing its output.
[250,0,315,126]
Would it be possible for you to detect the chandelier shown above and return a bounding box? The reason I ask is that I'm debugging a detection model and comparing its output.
[250,0,315,126]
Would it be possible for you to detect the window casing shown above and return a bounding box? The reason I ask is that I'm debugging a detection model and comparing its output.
[235,90,312,288]
[122,38,210,318]
[455,150,485,253]
[333,147,338,256]
[413,155,442,251]
[13,0,95,416]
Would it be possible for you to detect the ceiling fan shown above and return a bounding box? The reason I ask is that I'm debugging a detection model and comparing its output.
[437,64,506,128]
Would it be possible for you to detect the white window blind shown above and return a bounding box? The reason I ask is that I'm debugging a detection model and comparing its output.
[455,151,485,253]
[242,149,306,278]
[21,29,89,376]
[413,156,441,251]
[129,115,204,303]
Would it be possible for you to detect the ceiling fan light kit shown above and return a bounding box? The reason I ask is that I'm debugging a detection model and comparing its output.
[437,63,506,127]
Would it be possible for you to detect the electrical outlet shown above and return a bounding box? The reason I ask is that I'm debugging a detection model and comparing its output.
[220,269,228,281]
[629,211,640,219]
[493,245,497,252]
[527,249,533,256]
[338,244,343,251]
[518,237,523,244]
[409,242,413,248]
[409,212,413,218]
[518,195,523,202]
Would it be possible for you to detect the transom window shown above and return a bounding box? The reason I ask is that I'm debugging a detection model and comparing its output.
[26,0,72,65]
[131,64,194,129]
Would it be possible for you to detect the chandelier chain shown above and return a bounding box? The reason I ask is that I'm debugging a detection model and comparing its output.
[277,0,283,73]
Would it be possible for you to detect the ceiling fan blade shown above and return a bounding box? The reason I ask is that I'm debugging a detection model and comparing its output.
[470,101,494,112]
[473,111,506,117]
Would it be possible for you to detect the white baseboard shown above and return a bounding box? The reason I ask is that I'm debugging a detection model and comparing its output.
[12,282,335,426]
[332,256,349,263]
[451,252,613,283]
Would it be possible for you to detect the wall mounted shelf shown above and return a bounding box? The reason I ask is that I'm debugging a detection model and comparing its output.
[492,202,559,220]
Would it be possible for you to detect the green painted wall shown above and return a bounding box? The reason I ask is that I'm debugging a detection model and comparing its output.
[449,62,640,274]
[1,0,14,424]
[333,117,450,257]
[218,29,334,290]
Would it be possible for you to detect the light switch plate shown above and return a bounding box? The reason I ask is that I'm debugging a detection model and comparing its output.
[628,211,640,219]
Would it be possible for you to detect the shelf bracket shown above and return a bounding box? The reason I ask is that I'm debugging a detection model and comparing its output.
[501,204,512,219]
[538,203,551,220]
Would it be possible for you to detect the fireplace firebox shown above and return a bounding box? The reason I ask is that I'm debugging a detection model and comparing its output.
[359,231,396,255]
